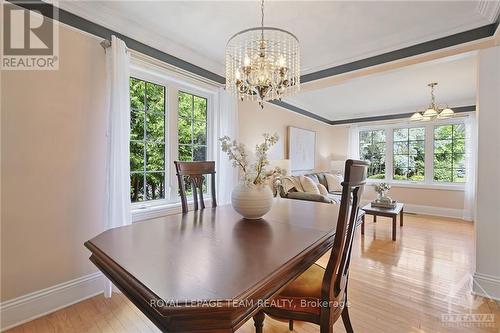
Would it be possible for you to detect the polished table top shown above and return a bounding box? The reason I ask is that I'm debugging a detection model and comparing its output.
[85,199,341,332]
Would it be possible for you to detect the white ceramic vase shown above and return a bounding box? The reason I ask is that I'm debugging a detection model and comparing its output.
[231,183,274,220]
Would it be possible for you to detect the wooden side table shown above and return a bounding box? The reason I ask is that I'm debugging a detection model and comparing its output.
[361,203,404,241]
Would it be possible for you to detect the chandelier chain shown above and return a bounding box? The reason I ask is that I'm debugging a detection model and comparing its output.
[429,83,436,106]
[261,0,264,41]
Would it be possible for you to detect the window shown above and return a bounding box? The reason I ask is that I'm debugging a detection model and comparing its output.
[393,127,425,181]
[128,66,215,216]
[356,120,468,187]
[129,77,166,202]
[359,130,386,179]
[178,91,208,162]
[433,124,466,183]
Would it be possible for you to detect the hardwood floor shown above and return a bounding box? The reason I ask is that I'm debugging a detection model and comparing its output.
[7,214,499,333]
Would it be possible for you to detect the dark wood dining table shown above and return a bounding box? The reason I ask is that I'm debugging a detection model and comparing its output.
[84,199,342,333]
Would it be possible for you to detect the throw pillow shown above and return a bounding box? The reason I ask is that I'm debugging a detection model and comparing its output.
[299,175,320,194]
[305,174,320,184]
[281,177,298,193]
[291,176,304,192]
[325,173,343,192]
[317,183,329,196]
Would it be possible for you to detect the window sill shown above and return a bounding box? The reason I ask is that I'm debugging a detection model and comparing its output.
[366,179,465,191]
[132,202,182,222]
[131,198,213,222]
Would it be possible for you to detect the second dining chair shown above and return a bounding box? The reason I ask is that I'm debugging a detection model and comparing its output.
[174,161,217,214]
[253,159,369,333]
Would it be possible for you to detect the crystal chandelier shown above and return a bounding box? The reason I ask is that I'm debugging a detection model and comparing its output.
[410,83,454,121]
[225,0,300,108]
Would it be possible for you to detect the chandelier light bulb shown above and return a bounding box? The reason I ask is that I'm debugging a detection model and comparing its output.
[244,55,251,67]
[278,55,286,67]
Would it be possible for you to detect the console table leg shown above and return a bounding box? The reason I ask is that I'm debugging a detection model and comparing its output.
[373,215,377,223]
[400,209,404,227]
[392,217,396,241]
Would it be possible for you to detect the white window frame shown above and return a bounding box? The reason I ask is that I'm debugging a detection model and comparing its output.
[354,117,469,191]
[129,58,217,216]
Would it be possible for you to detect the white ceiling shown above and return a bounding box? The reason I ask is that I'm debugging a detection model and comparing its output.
[59,1,498,76]
[58,1,495,121]
[284,52,477,121]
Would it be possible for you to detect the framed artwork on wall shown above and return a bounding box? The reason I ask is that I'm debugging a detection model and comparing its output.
[287,126,316,172]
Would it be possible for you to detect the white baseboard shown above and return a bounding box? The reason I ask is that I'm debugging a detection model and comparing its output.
[403,203,466,220]
[0,272,104,331]
[473,272,500,301]
[361,200,467,220]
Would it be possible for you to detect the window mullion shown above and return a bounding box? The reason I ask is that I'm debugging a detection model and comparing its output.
[143,88,147,200]
[386,127,393,181]
[451,125,455,182]
[424,124,433,184]
[169,85,179,202]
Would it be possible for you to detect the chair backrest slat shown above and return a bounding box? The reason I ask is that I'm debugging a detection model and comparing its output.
[174,161,217,214]
[321,159,368,305]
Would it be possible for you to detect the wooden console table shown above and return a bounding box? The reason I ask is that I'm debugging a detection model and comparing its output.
[361,202,404,241]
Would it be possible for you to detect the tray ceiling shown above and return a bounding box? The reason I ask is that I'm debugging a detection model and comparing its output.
[59,1,498,76]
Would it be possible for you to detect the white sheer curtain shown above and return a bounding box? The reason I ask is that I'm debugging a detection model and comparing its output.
[103,36,131,297]
[216,88,239,204]
[463,114,477,221]
[347,126,360,159]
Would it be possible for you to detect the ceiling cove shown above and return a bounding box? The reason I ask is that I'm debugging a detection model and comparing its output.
[11,0,497,124]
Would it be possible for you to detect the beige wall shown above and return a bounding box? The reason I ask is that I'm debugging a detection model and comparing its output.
[238,102,465,211]
[362,186,464,210]
[1,23,107,301]
[238,101,348,171]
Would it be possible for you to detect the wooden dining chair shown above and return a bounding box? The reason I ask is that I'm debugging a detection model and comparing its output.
[174,161,217,214]
[253,159,369,333]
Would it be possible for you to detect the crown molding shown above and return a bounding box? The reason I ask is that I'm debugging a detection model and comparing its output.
[57,1,225,78]
[270,100,476,126]
[476,0,500,23]
[269,100,331,124]
[328,105,476,125]
[300,24,496,84]
[6,0,226,84]
[9,1,490,125]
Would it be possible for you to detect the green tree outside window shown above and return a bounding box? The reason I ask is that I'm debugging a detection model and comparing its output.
[129,77,166,202]
[178,91,208,194]
[434,124,466,183]
[359,130,386,179]
[178,91,207,162]
[393,127,425,181]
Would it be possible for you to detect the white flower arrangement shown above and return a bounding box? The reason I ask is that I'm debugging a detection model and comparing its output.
[219,133,283,186]
[373,182,391,195]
